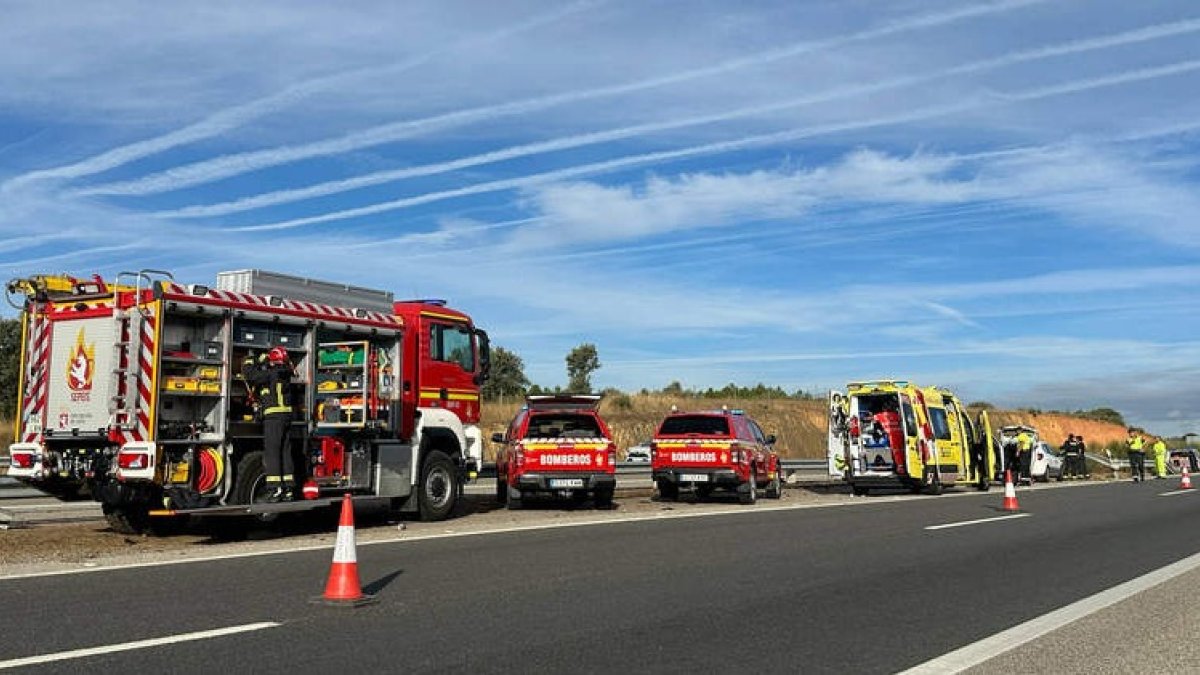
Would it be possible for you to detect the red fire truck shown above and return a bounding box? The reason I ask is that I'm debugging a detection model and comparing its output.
[6,269,490,533]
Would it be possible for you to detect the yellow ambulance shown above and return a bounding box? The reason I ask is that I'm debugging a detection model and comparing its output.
[828,380,993,496]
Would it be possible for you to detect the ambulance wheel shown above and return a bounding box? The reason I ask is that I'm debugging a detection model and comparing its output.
[738,476,757,505]
[102,503,150,535]
[594,487,614,509]
[654,479,678,502]
[418,451,457,521]
[924,472,943,496]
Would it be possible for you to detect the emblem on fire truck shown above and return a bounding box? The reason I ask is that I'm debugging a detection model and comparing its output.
[66,328,95,395]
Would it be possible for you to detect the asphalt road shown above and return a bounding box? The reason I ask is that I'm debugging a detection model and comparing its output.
[2,480,1198,674]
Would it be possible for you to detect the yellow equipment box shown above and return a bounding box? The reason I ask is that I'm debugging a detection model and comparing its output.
[197,366,221,379]
[198,381,221,394]
[165,377,199,392]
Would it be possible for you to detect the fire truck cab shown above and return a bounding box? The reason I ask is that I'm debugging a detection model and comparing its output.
[827,380,992,496]
[7,269,490,533]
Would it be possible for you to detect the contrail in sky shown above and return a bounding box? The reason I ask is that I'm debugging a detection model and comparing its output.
[0,0,603,192]
[71,0,1047,198]
[227,57,1200,232]
[155,16,1200,219]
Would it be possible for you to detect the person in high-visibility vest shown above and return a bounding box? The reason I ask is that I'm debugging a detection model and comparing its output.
[1152,437,1168,479]
[242,346,296,500]
[1126,429,1147,482]
[1016,430,1034,485]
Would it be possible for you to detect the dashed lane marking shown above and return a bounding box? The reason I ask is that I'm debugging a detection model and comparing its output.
[924,513,1030,530]
[0,622,280,670]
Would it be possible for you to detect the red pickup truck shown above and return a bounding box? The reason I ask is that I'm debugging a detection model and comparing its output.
[493,395,617,509]
[651,408,783,503]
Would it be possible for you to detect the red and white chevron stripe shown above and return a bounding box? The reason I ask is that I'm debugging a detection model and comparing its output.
[134,309,157,442]
[20,307,50,443]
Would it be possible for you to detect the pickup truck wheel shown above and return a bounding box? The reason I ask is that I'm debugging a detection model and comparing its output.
[506,486,523,510]
[738,472,757,505]
[852,485,870,496]
[418,451,457,521]
[102,503,150,535]
[594,487,614,509]
[766,471,783,499]
[495,477,507,504]
[654,479,678,502]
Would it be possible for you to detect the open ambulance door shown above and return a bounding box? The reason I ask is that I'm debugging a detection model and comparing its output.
[977,409,996,484]
[827,390,848,478]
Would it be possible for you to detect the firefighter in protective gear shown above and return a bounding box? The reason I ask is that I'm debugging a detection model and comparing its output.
[1152,437,1168,479]
[242,346,295,500]
[1126,429,1146,482]
[1016,430,1034,485]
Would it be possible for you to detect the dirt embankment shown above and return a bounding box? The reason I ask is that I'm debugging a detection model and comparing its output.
[480,395,1131,459]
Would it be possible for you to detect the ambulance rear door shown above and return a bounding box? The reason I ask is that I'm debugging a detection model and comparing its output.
[827,389,848,478]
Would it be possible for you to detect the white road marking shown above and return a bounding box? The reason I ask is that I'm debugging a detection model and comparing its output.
[924,513,1030,530]
[0,622,279,670]
[899,549,1200,674]
[1158,489,1197,497]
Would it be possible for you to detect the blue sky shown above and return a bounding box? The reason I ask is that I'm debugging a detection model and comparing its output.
[1,0,1198,435]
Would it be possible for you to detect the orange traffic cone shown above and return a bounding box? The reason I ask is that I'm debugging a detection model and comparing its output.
[1181,470,1193,490]
[1002,470,1020,512]
[311,494,378,607]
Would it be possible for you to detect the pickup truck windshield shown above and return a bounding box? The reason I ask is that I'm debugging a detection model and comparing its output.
[525,413,603,438]
[658,415,729,436]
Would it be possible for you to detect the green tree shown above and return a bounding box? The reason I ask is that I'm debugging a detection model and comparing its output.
[0,319,20,421]
[480,346,529,402]
[565,343,601,393]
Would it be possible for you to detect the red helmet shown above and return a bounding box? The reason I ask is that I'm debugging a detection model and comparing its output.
[268,346,288,364]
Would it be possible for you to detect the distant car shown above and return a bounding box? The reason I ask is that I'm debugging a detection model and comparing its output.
[625,441,652,463]
[1030,441,1064,483]
[1169,449,1200,474]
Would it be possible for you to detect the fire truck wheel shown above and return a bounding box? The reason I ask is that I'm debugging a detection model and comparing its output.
[654,479,678,502]
[738,473,757,505]
[495,478,508,504]
[594,487,614,509]
[231,452,281,524]
[102,503,150,535]
[418,451,457,521]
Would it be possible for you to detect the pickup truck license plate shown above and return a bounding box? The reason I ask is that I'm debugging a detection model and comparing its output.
[679,473,709,483]
[549,478,585,488]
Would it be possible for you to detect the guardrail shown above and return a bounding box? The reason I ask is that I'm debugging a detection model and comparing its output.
[478,459,828,479]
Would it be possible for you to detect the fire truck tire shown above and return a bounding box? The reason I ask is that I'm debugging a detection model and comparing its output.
[738,473,757,505]
[594,487,614,509]
[654,479,678,502]
[418,451,457,521]
[102,503,150,535]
